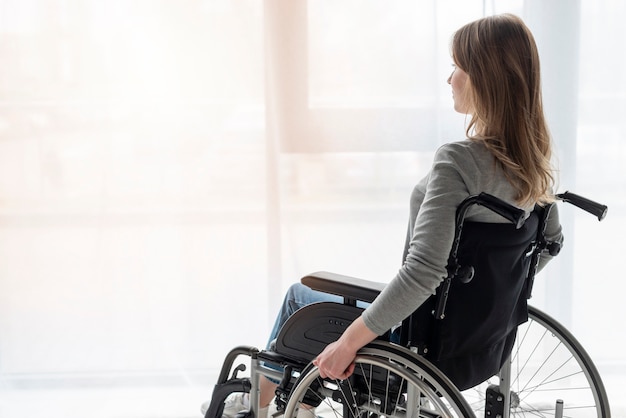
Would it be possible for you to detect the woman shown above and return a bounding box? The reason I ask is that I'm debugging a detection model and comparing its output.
[206,13,562,418]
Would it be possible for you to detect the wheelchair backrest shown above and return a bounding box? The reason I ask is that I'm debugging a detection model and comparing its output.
[402,210,541,390]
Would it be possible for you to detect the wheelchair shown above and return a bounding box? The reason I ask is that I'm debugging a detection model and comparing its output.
[204,191,611,418]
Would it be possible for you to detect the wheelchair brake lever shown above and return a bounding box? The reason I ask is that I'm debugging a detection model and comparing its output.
[230,364,246,380]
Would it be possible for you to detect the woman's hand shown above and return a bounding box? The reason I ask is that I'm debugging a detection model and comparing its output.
[312,340,357,380]
[312,316,378,380]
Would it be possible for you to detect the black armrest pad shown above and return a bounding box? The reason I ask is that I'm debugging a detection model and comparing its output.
[301,271,386,304]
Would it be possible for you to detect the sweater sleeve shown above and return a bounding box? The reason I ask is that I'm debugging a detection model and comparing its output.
[537,203,564,272]
[361,145,470,336]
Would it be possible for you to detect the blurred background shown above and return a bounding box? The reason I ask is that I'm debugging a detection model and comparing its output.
[0,0,624,417]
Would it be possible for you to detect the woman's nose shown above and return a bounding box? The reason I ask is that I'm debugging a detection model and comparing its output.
[447,73,452,84]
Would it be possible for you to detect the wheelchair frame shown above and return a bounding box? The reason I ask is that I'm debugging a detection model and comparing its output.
[204,191,610,418]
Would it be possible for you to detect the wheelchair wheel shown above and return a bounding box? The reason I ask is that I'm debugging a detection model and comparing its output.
[284,340,475,418]
[463,305,611,417]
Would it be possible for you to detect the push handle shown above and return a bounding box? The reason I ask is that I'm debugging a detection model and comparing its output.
[556,191,608,221]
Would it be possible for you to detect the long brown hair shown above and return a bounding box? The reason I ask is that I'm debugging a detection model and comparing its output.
[452,14,554,205]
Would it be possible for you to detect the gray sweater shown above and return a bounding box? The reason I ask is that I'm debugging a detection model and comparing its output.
[361,140,563,336]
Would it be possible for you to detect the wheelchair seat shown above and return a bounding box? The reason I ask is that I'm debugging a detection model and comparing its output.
[280,206,542,391]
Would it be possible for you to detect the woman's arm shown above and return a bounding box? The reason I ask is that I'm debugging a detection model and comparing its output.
[313,144,469,379]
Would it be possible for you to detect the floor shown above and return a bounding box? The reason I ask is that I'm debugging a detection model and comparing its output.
[1,372,626,418]
[0,384,210,418]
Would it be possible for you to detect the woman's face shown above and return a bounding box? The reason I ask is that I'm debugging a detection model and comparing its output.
[447,65,471,114]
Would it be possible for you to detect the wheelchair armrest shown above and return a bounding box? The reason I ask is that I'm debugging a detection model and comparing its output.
[301,271,386,304]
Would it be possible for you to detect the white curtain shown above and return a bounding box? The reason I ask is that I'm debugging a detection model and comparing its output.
[0,0,623,400]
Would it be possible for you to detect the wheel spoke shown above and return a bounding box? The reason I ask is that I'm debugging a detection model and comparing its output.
[461,307,609,417]
[284,343,473,418]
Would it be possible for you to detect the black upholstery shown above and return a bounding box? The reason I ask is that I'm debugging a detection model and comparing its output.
[404,212,539,390]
